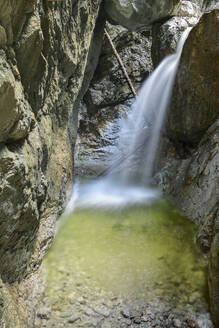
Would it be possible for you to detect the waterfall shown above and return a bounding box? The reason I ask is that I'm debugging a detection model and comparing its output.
[107,29,191,184]
[68,29,191,211]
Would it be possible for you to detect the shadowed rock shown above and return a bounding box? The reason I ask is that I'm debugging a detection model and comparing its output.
[0,0,104,326]
[104,0,180,30]
[168,9,219,144]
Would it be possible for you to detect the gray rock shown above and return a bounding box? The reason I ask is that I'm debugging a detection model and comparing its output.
[37,307,51,320]
[59,312,72,318]
[93,307,111,317]
[0,50,32,143]
[0,0,104,326]
[168,9,219,144]
[152,0,202,67]
[104,0,180,30]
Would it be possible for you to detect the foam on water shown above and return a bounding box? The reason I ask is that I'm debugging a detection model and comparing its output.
[66,179,160,212]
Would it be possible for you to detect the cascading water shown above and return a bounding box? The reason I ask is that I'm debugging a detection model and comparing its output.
[107,28,191,183]
[68,29,191,211]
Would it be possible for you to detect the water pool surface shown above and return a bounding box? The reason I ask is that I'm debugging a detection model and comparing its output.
[44,200,208,314]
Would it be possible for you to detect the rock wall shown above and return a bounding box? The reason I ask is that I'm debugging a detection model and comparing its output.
[0,0,103,326]
[104,0,181,30]
[154,9,219,326]
[167,9,219,144]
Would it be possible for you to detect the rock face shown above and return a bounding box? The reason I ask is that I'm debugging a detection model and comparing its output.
[152,0,203,67]
[104,0,180,30]
[154,9,219,326]
[167,9,219,144]
[0,0,103,326]
[156,120,219,326]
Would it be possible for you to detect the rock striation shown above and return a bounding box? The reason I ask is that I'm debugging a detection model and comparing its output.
[0,0,104,326]
[152,0,203,67]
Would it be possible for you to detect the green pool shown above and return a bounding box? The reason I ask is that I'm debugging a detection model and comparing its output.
[44,200,208,311]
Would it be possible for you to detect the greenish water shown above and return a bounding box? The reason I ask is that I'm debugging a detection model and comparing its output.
[45,200,208,310]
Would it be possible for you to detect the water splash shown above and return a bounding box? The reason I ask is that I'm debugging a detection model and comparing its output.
[70,29,191,210]
[67,179,159,211]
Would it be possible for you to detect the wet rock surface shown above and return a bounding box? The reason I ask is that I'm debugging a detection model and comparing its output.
[155,120,219,326]
[167,9,219,144]
[152,0,202,67]
[153,15,219,324]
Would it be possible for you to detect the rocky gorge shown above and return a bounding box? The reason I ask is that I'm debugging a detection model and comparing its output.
[0,0,218,327]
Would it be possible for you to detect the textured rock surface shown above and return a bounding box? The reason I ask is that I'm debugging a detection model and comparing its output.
[0,0,103,326]
[156,121,219,240]
[167,9,219,144]
[156,120,219,326]
[104,0,180,30]
[154,11,219,325]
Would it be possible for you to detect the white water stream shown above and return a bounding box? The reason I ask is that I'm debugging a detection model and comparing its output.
[68,29,191,211]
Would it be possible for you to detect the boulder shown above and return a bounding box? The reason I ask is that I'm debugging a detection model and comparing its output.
[152,0,202,67]
[167,9,219,144]
[104,0,180,30]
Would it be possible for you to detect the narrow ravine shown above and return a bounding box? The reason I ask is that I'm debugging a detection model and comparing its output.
[39,21,215,328]
[42,201,212,328]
